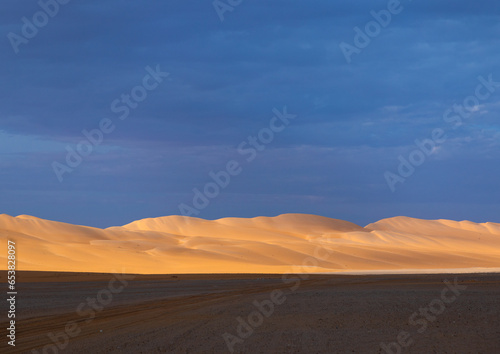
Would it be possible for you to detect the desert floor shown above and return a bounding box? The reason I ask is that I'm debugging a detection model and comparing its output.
[1,272,499,353]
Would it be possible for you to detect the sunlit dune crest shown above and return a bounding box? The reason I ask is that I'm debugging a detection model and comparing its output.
[1,213,500,274]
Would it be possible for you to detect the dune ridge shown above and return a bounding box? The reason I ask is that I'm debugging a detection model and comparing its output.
[1,213,499,274]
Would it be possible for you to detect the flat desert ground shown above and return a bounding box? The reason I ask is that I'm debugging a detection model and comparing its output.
[1,272,499,353]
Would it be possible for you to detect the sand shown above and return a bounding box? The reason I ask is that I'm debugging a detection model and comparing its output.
[1,213,500,274]
[1,272,499,353]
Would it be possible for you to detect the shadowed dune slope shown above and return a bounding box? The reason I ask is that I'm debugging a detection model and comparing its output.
[1,213,499,274]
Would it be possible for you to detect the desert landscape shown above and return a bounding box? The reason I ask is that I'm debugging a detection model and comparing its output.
[1,213,500,274]
[1,213,500,353]
[3,1,500,353]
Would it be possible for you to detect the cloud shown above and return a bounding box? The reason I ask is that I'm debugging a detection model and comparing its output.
[1,0,499,226]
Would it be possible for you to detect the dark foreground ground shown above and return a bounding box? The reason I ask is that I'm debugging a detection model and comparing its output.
[0,272,499,353]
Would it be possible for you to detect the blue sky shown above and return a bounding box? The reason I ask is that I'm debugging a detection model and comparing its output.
[1,0,499,228]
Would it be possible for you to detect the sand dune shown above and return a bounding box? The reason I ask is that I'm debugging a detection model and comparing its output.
[1,213,499,274]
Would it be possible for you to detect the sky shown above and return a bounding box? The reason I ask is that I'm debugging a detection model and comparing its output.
[1,0,499,228]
